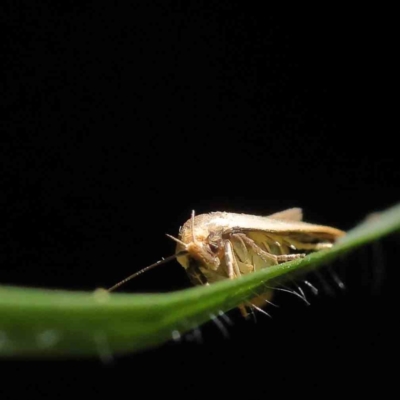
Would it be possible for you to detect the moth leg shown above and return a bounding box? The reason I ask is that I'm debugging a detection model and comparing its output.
[231,235,258,274]
[273,238,285,255]
[239,305,250,318]
[283,239,333,251]
[263,241,272,253]
[224,240,241,279]
[186,261,209,286]
[226,238,257,318]
[232,234,250,264]
[276,253,305,263]
[232,233,277,263]
[264,234,290,255]
[232,233,305,264]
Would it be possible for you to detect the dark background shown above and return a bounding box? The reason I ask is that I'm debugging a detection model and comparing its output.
[1,2,397,396]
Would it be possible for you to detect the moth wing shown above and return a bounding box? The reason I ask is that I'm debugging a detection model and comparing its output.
[222,213,344,241]
[238,226,344,259]
[223,219,344,250]
[267,208,303,221]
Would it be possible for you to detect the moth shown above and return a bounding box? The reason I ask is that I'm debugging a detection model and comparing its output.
[109,208,345,315]
[171,208,343,284]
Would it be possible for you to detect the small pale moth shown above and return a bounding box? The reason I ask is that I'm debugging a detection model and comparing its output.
[109,208,345,316]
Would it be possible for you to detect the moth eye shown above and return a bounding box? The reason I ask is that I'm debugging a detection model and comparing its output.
[209,243,219,253]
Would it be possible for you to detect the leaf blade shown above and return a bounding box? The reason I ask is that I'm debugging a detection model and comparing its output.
[1,203,399,357]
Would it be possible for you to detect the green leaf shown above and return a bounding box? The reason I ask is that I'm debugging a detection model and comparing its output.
[1,203,399,358]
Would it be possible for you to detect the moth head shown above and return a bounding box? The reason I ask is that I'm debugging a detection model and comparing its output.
[167,210,221,272]
[107,210,220,293]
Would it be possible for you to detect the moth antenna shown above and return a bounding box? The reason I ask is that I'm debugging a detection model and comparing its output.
[107,250,188,292]
[166,234,187,247]
[191,209,197,244]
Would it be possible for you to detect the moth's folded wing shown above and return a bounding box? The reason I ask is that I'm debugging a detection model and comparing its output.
[266,208,303,221]
[244,226,345,252]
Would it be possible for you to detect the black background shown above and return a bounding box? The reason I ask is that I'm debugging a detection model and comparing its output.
[1,2,397,397]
